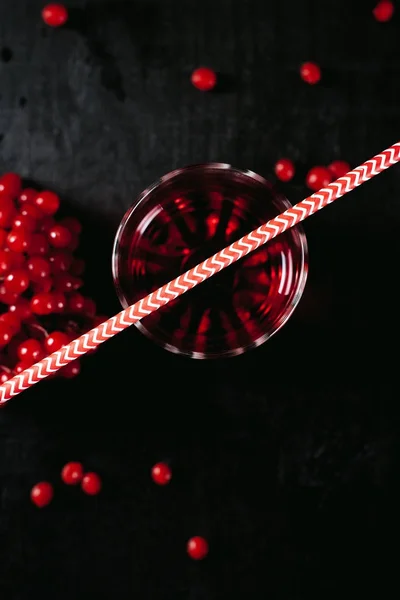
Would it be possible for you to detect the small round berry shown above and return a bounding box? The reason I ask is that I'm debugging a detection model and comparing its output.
[12,213,36,232]
[30,482,53,508]
[32,276,53,294]
[17,339,43,363]
[9,298,32,321]
[68,292,85,313]
[48,224,72,248]
[328,160,350,179]
[0,284,19,305]
[20,203,44,220]
[26,256,51,282]
[28,233,49,256]
[81,472,102,495]
[187,536,209,560]
[60,360,81,378]
[51,292,66,313]
[34,191,60,215]
[373,0,394,22]
[31,293,54,315]
[0,312,21,334]
[61,462,83,485]
[83,297,96,317]
[39,216,55,233]
[0,249,15,275]
[0,228,7,249]
[305,166,332,191]
[151,462,172,485]
[0,365,11,384]
[274,158,295,182]
[18,188,37,205]
[60,217,82,235]
[42,3,68,27]
[0,196,17,228]
[0,173,21,197]
[54,273,82,293]
[14,361,32,375]
[5,268,30,294]
[49,250,72,273]
[300,62,321,85]
[7,229,32,253]
[191,67,217,91]
[0,323,14,348]
[44,331,69,353]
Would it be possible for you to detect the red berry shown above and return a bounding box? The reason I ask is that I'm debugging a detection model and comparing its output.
[44,331,69,353]
[0,284,19,305]
[187,536,209,560]
[0,249,14,275]
[50,292,66,313]
[34,191,60,215]
[30,481,53,508]
[28,233,49,256]
[373,0,394,22]
[68,292,85,313]
[0,323,14,348]
[54,273,82,293]
[60,217,82,235]
[14,361,32,375]
[0,196,17,228]
[39,216,55,233]
[60,360,81,378]
[20,203,44,220]
[31,293,54,315]
[305,166,332,191]
[61,462,83,485]
[69,258,85,276]
[9,298,32,321]
[26,256,51,281]
[151,462,172,485]
[49,250,72,273]
[274,158,295,182]
[48,224,72,248]
[18,188,37,205]
[5,268,30,294]
[67,234,79,252]
[300,62,321,85]
[0,365,11,384]
[42,3,68,27]
[0,312,21,334]
[328,160,350,179]
[0,173,21,197]
[12,213,36,232]
[0,228,7,249]
[191,67,217,91]
[7,229,31,253]
[32,276,53,294]
[17,339,43,363]
[81,472,102,495]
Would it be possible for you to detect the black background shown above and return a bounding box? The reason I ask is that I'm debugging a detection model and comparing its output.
[1,0,400,598]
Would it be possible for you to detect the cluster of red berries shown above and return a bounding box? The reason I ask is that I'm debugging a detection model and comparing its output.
[274,158,351,191]
[31,463,102,508]
[0,172,104,383]
[151,461,209,560]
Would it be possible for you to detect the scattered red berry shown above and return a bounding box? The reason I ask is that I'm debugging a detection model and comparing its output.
[305,166,332,191]
[373,0,394,22]
[328,160,350,179]
[81,472,102,495]
[9,298,32,321]
[0,323,14,348]
[44,331,70,353]
[34,191,60,215]
[48,250,72,273]
[0,197,17,228]
[187,536,209,560]
[59,360,81,378]
[151,462,172,485]
[28,233,49,255]
[12,213,36,232]
[14,361,32,375]
[17,339,43,364]
[4,269,30,295]
[26,256,51,282]
[0,312,21,334]
[48,224,72,248]
[61,462,84,485]
[41,3,68,27]
[191,67,217,91]
[60,217,82,235]
[300,62,321,85]
[274,158,295,182]
[31,293,54,315]
[0,173,21,197]
[18,188,37,205]
[7,229,31,253]
[30,481,54,508]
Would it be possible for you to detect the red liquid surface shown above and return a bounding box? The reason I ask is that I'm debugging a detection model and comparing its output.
[115,175,306,357]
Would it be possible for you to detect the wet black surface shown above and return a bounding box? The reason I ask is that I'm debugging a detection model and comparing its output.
[1,1,400,599]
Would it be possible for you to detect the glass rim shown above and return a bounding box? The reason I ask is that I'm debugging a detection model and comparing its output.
[112,163,309,358]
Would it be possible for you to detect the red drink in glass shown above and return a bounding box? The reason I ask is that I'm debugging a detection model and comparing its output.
[112,164,308,358]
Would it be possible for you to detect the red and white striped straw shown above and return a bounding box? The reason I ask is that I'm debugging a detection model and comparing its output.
[1,141,399,405]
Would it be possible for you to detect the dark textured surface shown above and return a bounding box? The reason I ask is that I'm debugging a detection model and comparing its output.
[1,0,400,598]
